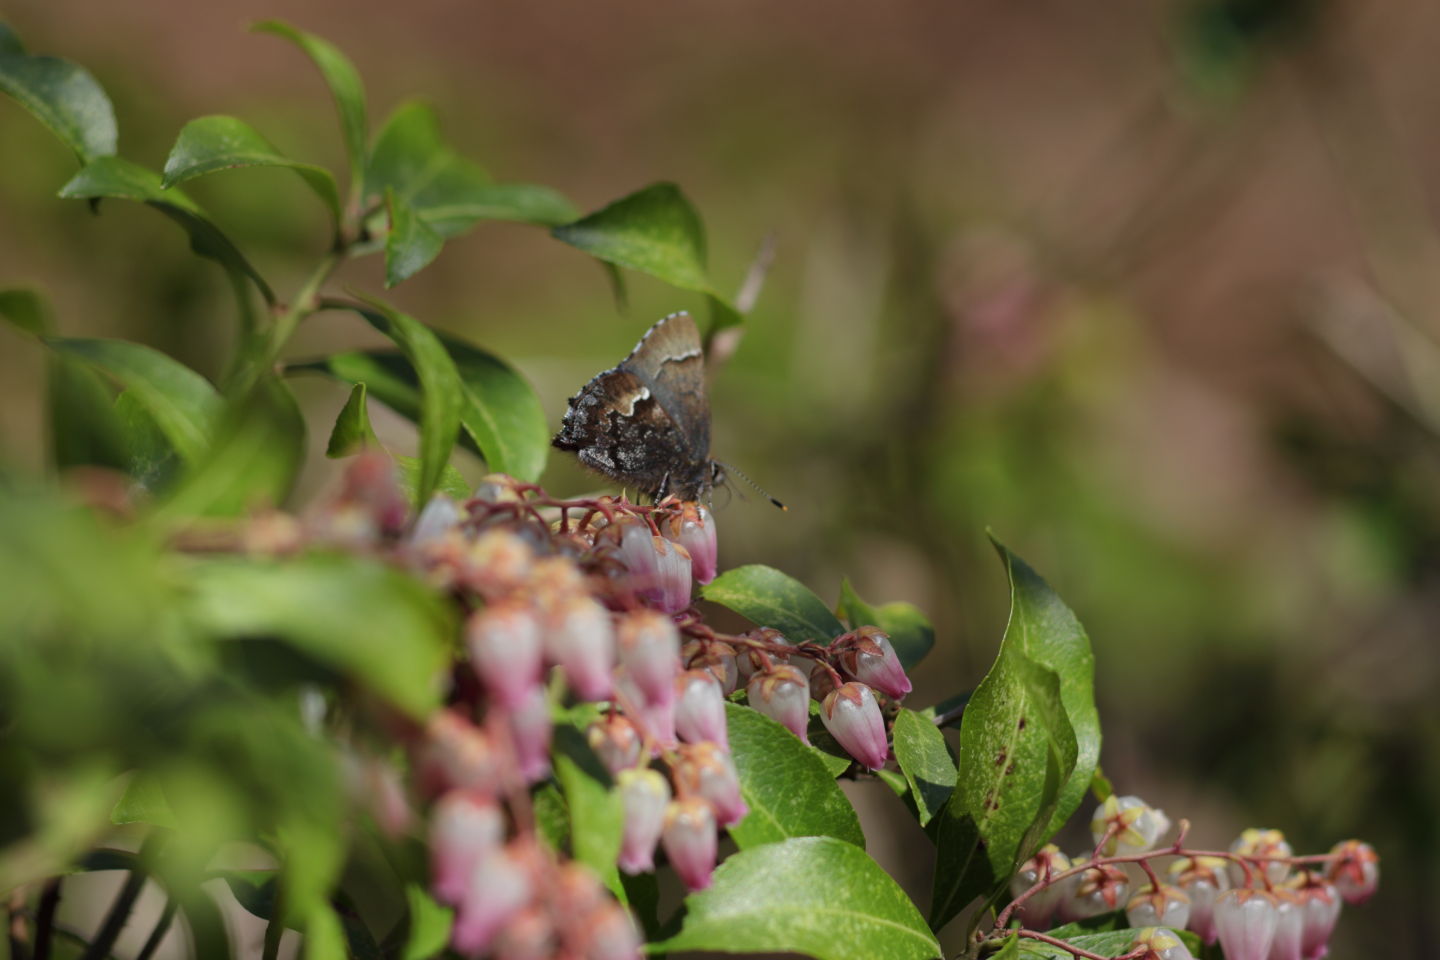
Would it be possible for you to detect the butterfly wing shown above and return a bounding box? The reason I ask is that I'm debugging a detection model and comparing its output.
[616,312,710,465]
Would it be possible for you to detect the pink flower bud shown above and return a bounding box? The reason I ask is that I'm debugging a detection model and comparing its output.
[1325,839,1378,904]
[411,493,463,545]
[429,790,505,905]
[1129,927,1196,960]
[1214,888,1279,960]
[663,502,718,584]
[819,682,889,770]
[1229,829,1294,887]
[492,906,554,960]
[1127,884,1191,931]
[673,742,748,827]
[464,528,536,599]
[542,594,616,702]
[616,676,677,749]
[507,685,553,783]
[809,662,840,703]
[1091,794,1170,856]
[1061,863,1130,922]
[1168,856,1231,945]
[836,627,912,699]
[746,665,812,743]
[1298,880,1341,959]
[682,639,739,695]
[617,522,693,613]
[421,711,502,795]
[1010,845,1074,929]
[662,797,718,891]
[467,602,544,708]
[617,610,681,707]
[675,670,729,748]
[1270,889,1304,960]
[580,900,643,960]
[735,628,791,683]
[617,768,671,874]
[587,714,643,775]
[525,555,586,605]
[451,842,534,956]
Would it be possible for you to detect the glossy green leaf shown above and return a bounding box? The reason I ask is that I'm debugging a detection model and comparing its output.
[656,837,940,960]
[252,21,366,194]
[385,188,444,287]
[114,390,181,491]
[59,156,274,303]
[396,456,470,504]
[0,32,117,163]
[420,181,577,231]
[402,884,453,960]
[0,288,50,336]
[326,381,379,457]
[930,539,1097,934]
[553,725,624,899]
[724,703,864,849]
[1015,928,1201,959]
[350,297,464,505]
[837,578,936,670]
[111,773,179,829]
[47,337,221,465]
[184,552,452,717]
[892,708,956,828]
[553,182,710,291]
[161,115,341,221]
[702,564,846,645]
[47,353,129,472]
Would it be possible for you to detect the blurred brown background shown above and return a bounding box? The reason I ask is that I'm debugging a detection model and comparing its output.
[2,0,1436,955]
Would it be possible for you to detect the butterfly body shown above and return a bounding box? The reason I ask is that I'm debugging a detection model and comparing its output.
[553,312,719,501]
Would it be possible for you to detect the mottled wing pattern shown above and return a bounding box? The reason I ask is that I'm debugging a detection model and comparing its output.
[616,312,709,463]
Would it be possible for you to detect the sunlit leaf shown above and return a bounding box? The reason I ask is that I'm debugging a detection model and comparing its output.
[702,565,846,645]
[837,578,936,670]
[891,708,956,828]
[402,884,453,960]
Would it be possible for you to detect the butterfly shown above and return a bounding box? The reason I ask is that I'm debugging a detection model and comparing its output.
[553,312,722,502]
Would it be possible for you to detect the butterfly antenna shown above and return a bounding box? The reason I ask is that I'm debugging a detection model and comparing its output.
[714,459,787,511]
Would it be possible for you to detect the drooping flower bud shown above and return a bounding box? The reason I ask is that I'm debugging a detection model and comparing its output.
[836,627,912,699]
[617,768,671,874]
[421,711,502,795]
[1010,845,1074,929]
[464,528,536,598]
[580,900,644,960]
[411,493,463,545]
[1269,889,1304,960]
[491,906,554,960]
[1127,884,1191,932]
[1214,888,1279,960]
[451,842,534,956]
[1061,862,1130,922]
[1168,855,1230,945]
[1296,879,1341,959]
[662,502,718,584]
[467,602,544,708]
[507,684,553,783]
[525,555,586,606]
[428,789,505,905]
[662,797,718,891]
[746,664,812,743]
[1325,839,1378,905]
[541,594,616,702]
[1129,927,1196,960]
[1229,829,1294,887]
[735,628,791,683]
[682,639,739,695]
[673,742,748,827]
[616,522,693,613]
[587,713,643,775]
[819,682,889,770]
[1090,795,1171,856]
[617,610,681,707]
[674,670,729,748]
[617,676,676,749]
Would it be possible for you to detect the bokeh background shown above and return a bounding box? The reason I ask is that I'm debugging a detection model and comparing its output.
[2,1,1435,955]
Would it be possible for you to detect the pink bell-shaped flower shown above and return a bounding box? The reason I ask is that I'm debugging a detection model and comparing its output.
[587,713,643,775]
[1214,888,1279,960]
[428,789,504,905]
[617,767,671,874]
[541,593,616,702]
[467,601,544,708]
[506,684,553,783]
[1326,840,1378,905]
[662,502,718,584]
[662,797,718,891]
[675,669,729,748]
[1129,927,1196,960]
[674,742,748,827]
[464,528,536,599]
[1168,855,1230,946]
[1127,884,1191,931]
[1269,889,1304,960]
[617,610,681,707]
[682,639,739,695]
[1060,863,1130,922]
[451,842,535,957]
[746,664,812,743]
[1298,879,1341,959]
[491,906,554,960]
[579,900,643,960]
[617,522,693,613]
[819,682,889,770]
[1009,845,1074,929]
[1229,829,1294,887]
[836,627,912,699]
[1091,794,1170,856]
[421,711,501,795]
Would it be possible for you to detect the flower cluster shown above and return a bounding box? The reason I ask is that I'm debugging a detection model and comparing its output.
[284,454,916,957]
[1003,794,1378,960]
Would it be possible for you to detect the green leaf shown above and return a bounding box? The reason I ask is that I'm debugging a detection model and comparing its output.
[702,565,846,645]
[655,837,940,960]
[161,115,341,222]
[385,188,444,287]
[837,578,936,670]
[396,456,470,504]
[184,552,452,717]
[891,708,956,828]
[0,287,51,336]
[110,773,179,829]
[252,20,366,195]
[553,182,710,291]
[419,181,577,231]
[326,381,379,457]
[533,783,569,852]
[724,703,864,849]
[349,297,464,505]
[1015,928,1201,959]
[0,33,117,163]
[305,904,347,960]
[47,337,221,465]
[990,932,1021,959]
[47,354,130,472]
[1090,767,1114,803]
[59,156,274,304]
[114,390,182,490]
[552,725,624,899]
[402,884,453,960]
[929,539,1098,934]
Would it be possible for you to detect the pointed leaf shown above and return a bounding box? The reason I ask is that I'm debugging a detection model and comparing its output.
[837,578,936,670]
[0,32,116,163]
[162,114,340,221]
[655,837,940,960]
[0,288,50,336]
[725,703,864,849]
[326,381,379,457]
[553,182,710,291]
[552,725,624,898]
[702,564,846,645]
[891,708,956,828]
[385,188,444,286]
